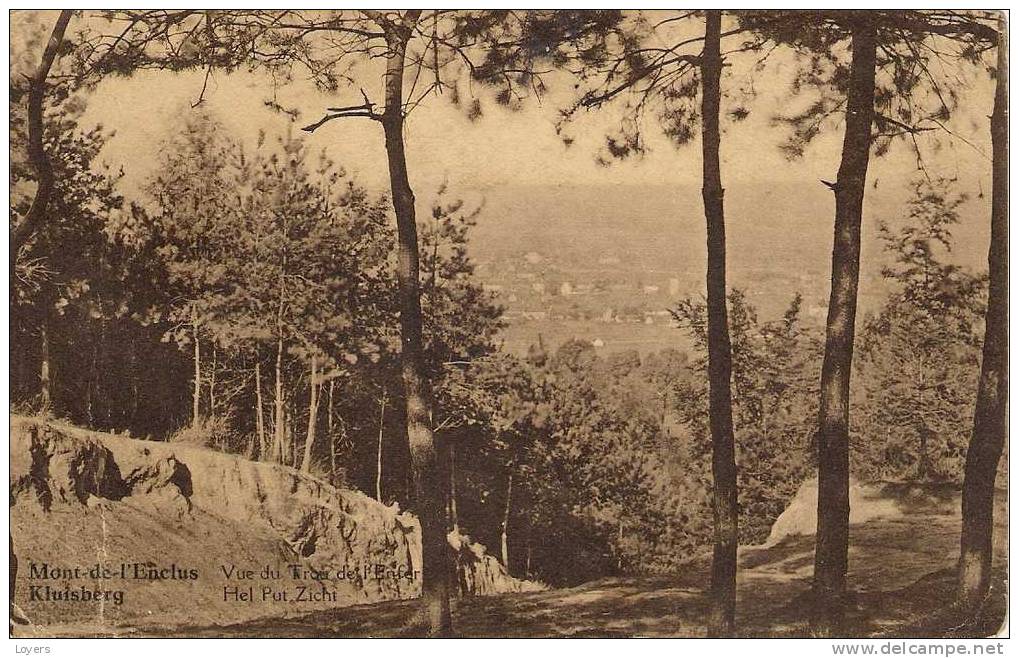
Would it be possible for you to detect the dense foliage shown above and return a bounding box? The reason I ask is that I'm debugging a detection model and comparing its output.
[854,179,986,483]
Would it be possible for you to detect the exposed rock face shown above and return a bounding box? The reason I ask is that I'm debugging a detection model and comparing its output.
[11,422,125,510]
[449,530,539,597]
[764,477,961,546]
[9,417,541,631]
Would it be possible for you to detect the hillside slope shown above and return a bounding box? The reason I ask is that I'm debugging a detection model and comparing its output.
[133,478,1006,638]
[10,417,539,636]
[10,417,1005,638]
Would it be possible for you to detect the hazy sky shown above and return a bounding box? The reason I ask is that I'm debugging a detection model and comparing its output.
[67,13,995,201]
[10,9,998,286]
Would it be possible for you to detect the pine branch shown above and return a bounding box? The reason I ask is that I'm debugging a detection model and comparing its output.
[301,89,379,132]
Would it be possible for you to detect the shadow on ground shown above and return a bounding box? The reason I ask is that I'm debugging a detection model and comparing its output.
[129,497,1004,639]
[25,487,1004,639]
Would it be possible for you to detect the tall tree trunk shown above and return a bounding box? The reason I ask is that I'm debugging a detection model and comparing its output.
[208,346,217,419]
[917,353,929,479]
[376,389,387,502]
[129,332,139,429]
[287,405,295,467]
[39,317,51,411]
[701,10,738,639]
[328,380,336,484]
[273,335,284,464]
[379,10,451,637]
[301,356,318,473]
[191,305,201,429]
[617,519,624,571]
[812,15,877,638]
[448,441,459,533]
[273,238,288,463]
[10,10,72,272]
[255,361,266,460]
[14,335,27,402]
[501,466,514,570]
[10,535,19,631]
[85,336,95,427]
[328,379,335,436]
[95,321,108,427]
[958,19,1008,610]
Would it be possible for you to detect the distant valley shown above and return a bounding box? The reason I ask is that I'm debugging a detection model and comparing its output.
[463,182,990,357]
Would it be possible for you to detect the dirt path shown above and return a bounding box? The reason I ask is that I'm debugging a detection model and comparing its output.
[125,500,1005,639]
[18,487,1005,639]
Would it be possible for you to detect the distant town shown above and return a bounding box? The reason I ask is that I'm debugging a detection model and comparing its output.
[474,247,889,357]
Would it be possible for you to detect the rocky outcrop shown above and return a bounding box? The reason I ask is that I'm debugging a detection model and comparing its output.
[764,477,961,546]
[11,422,126,510]
[9,417,542,630]
[449,531,541,597]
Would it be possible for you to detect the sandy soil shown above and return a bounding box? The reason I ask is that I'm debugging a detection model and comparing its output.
[22,488,1003,639]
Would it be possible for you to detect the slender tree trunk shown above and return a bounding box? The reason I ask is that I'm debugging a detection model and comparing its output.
[192,305,201,429]
[501,466,514,570]
[10,534,19,630]
[287,405,295,467]
[378,10,451,637]
[376,389,387,502]
[958,19,1008,610]
[14,336,27,402]
[812,16,877,638]
[918,429,930,480]
[701,10,738,638]
[617,519,624,571]
[273,236,288,463]
[85,337,95,427]
[301,356,318,473]
[328,379,335,436]
[96,321,108,427]
[9,10,72,272]
[917,353,929,479]
[38,318,51,411]
[88,331,101,426]
[208,346,217,419]
[448,441,459,533]
[255,361,266,459]
[129,332,139,428]
[328,380,336,484]
[273,335,284,464]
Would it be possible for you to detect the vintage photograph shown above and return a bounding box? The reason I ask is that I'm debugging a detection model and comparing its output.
[7,9,1008,640]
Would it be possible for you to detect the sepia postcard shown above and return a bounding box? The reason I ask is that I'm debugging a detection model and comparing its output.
[6,8,1009,644]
